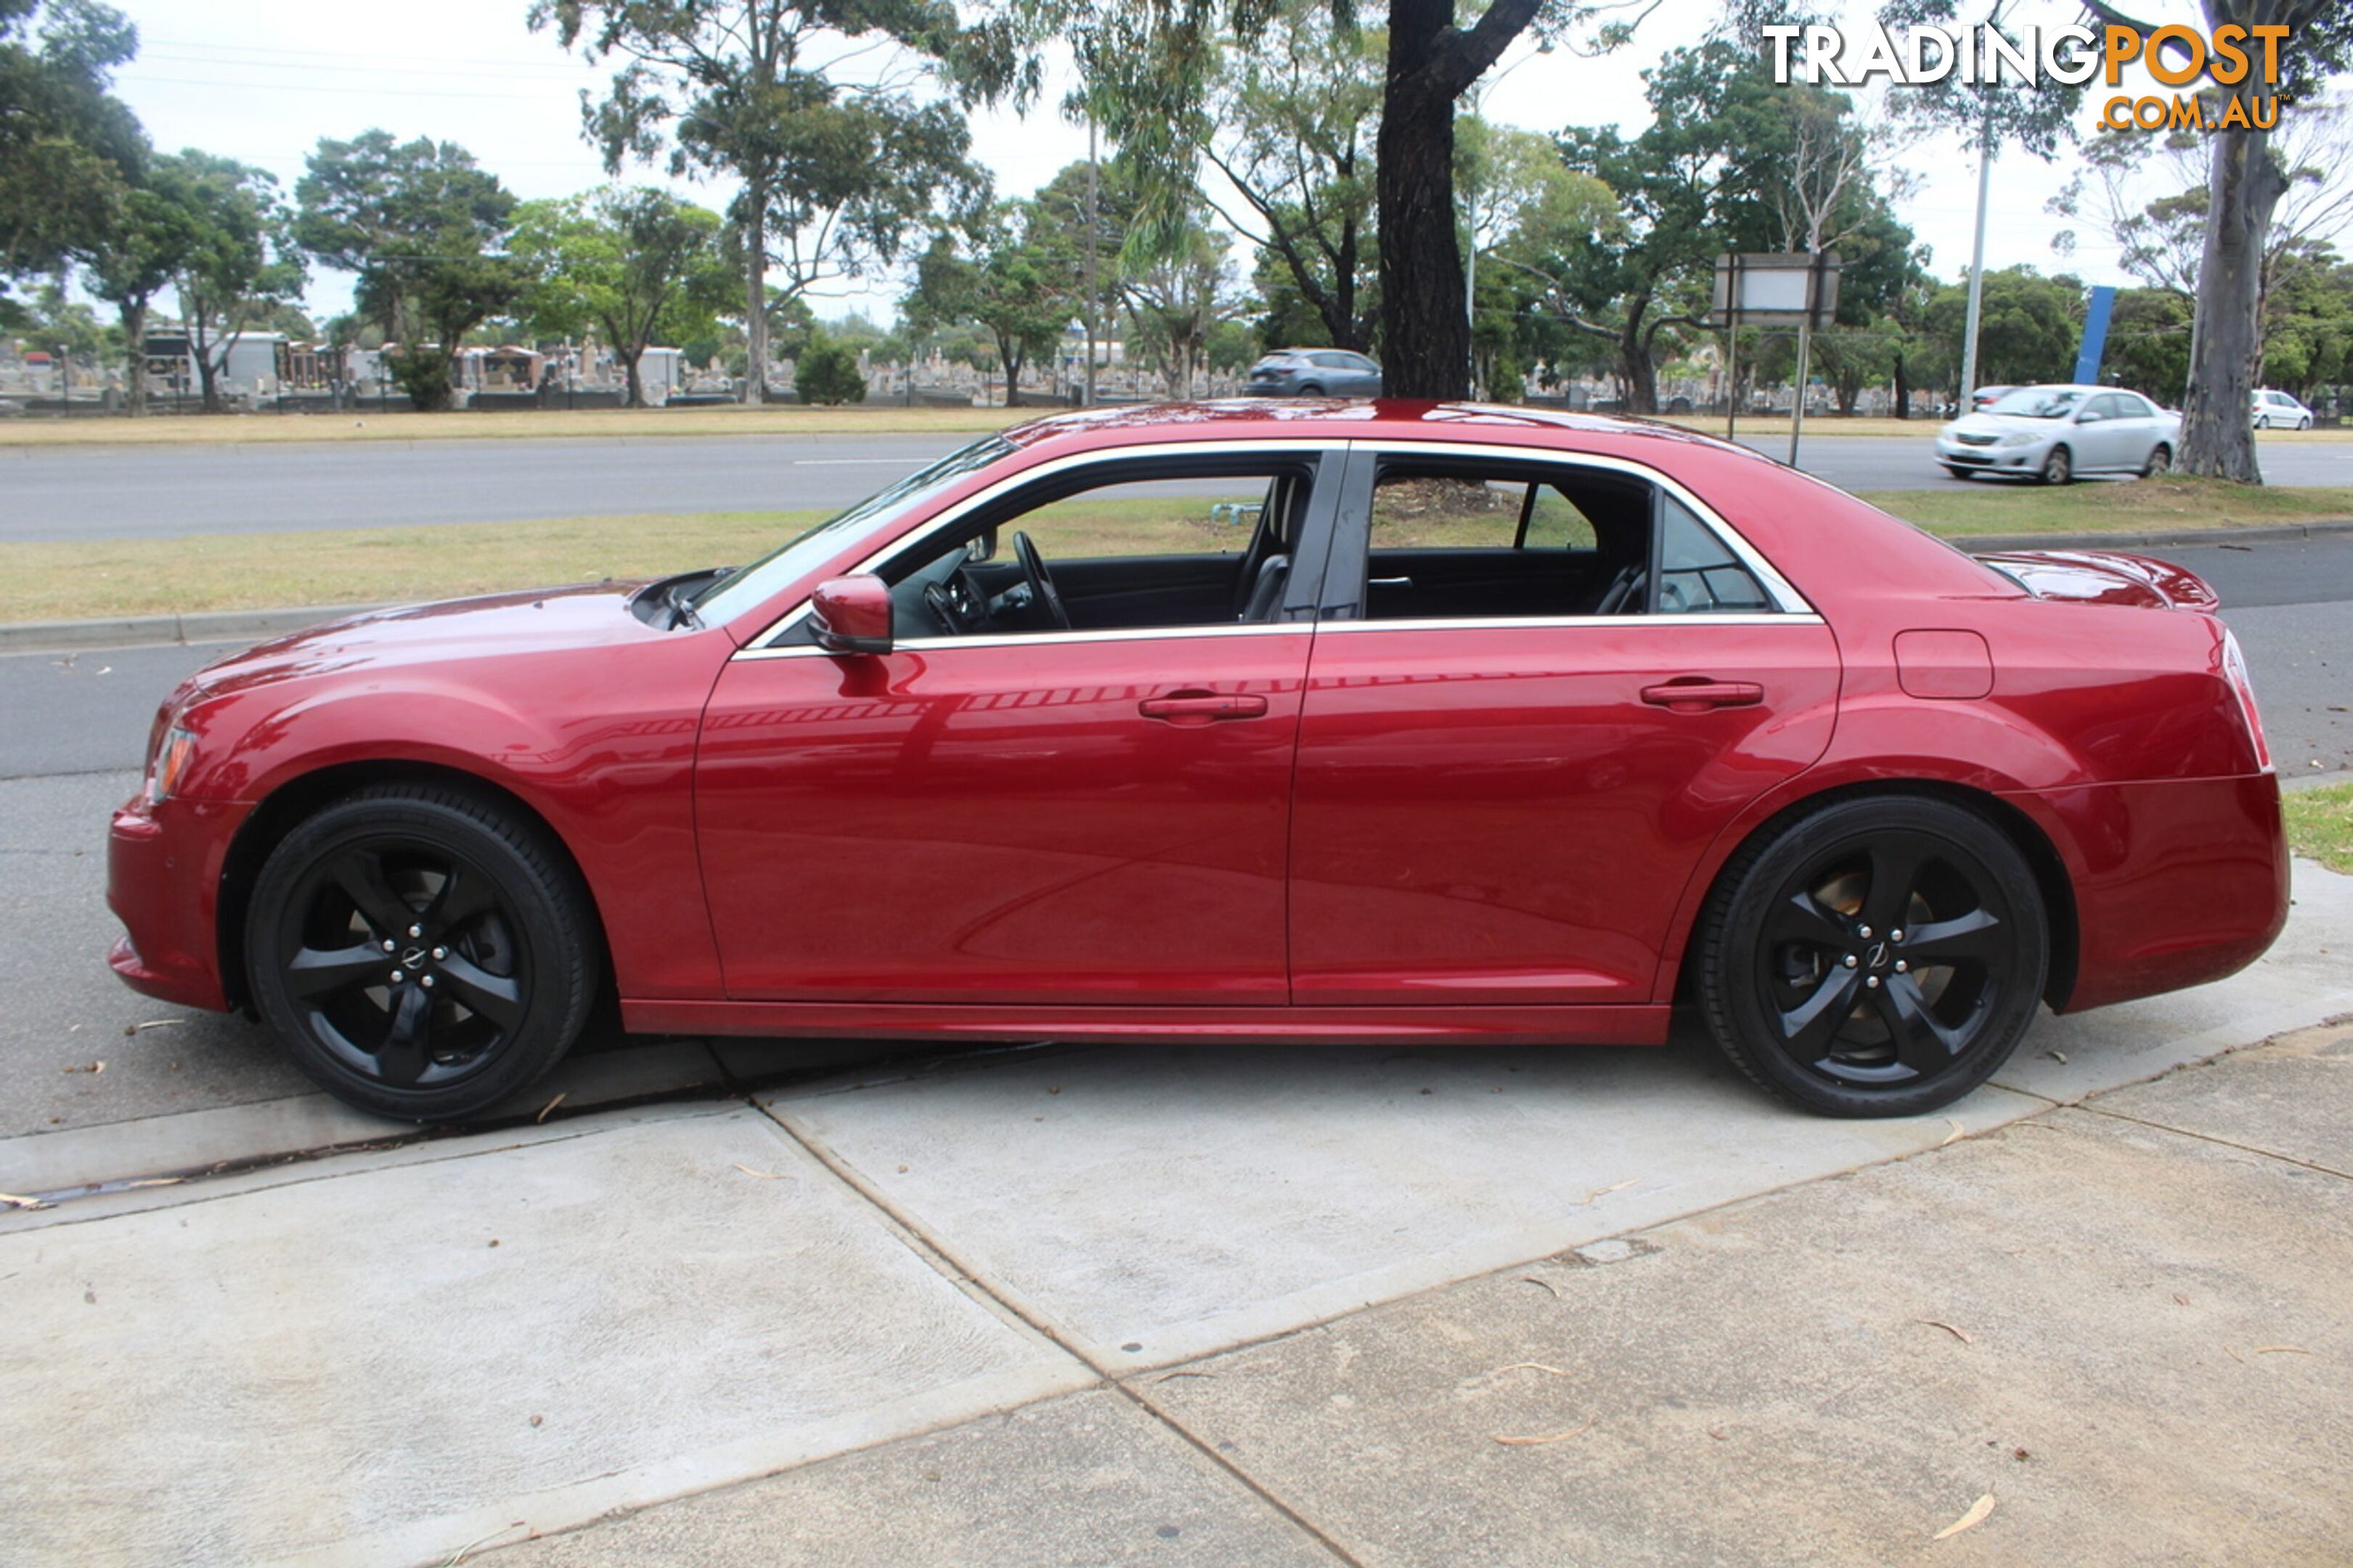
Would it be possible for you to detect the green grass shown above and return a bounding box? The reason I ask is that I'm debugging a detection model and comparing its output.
[1857,477,2353,536]
[2285,783,2353,875]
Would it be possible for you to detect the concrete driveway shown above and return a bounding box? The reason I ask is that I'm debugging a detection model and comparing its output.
[3,857,2349,1566]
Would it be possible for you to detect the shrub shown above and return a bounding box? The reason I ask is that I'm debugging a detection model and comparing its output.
[795,341,867,405]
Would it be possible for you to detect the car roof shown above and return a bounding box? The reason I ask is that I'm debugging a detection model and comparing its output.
[996,398,1769,460]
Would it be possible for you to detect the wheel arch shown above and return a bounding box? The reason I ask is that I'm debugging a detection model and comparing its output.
[1669,777,2079,1013]
[214,758,614,1013]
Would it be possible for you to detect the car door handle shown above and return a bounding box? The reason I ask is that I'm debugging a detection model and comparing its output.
[1139,691,1270,724]
[1641,679,1763,712]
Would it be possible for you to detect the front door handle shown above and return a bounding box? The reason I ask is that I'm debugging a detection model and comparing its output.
[1139,690,1270,724]
[1641,679,1764,713]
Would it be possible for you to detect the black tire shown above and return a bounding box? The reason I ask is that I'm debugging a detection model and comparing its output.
[1296,383,1324,396]
[1694,795,2048,1118]
[2039,445,2072,486]
[245,783,600,1121]
[1941,465,1973,480]
[2142,443,2171,478]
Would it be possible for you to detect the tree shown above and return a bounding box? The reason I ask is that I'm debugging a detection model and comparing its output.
[2081,1,2353,481]
[531,0,1003,405]
[794,332,868,403]
[163,151,306,413]
[1,0,144,312]
[294,131,524,411]
[1457,117,1612,396]
[1120,202,1233,399]
[905,203,1071,406]
[81,175,195,415]
[1923,266,2084,390]
[1194,4,1382,353]
[2105,286,2194,399]
[1021,0,1659,399]
[513,187,733,407]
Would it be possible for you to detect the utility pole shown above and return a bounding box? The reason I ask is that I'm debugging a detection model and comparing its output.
[1957,103,1994,410]
[1084,116,1100,409]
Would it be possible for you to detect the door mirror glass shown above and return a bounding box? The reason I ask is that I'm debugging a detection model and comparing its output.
[810,574,893,654]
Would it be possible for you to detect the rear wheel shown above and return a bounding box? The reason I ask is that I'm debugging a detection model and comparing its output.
[2142,443,2171,478]
[1296,382,1324,396]
[245,784,600,1121]
[1695,796,2047,1118]
[2039,445,2072,485]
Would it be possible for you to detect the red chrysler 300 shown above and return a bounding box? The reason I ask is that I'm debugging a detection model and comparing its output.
[108,401,2288,1121]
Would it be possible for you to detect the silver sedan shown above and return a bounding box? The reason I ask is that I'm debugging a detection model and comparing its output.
[1935,384,2179,484]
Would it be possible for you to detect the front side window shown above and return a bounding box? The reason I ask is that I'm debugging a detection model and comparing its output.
[853,459,1321,642]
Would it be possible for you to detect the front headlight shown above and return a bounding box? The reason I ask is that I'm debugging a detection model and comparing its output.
[147,725,198,804]
[1999,431,2039,447]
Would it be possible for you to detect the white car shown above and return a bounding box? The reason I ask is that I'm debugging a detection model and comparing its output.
[2253,388,2315,430]
[1935,384,2179,485]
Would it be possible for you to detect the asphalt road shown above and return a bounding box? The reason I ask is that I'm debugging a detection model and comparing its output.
[4,533,2348,1141]
[6,428,2352,542]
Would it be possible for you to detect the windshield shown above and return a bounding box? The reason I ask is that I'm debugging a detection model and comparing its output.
[1986,388,2085,420]
[689,435,1015,625]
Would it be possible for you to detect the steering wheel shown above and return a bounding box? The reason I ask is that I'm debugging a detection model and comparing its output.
[1012,530,1072,632]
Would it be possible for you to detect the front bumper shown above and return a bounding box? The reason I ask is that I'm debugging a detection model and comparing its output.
[1936,434,2045,471]
[107,791,250,1012]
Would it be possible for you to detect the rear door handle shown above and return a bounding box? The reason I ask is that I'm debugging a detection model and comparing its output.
[1641,679,1763,712]
[1139,691,1270,724]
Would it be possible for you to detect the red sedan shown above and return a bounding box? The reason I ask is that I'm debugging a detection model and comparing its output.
[107,402,2288,1120]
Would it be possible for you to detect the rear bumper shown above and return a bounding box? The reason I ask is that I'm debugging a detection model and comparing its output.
[2021,772,2290,1013]
[107,792,249,1012]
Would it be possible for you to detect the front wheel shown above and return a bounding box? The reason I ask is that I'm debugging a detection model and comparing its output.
[2039,445,2073,485]
[1694,796,2048,1118]
[245,784,600,1121]
[1941,464,1973,480]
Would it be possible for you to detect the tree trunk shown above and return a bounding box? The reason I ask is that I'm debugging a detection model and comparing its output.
[1377,1,1469,399]
[624,349,645,409]
[1616,297,1659,414]
[120,299,148,417]
[1893,348,1910,421]
[742,185,769,407]
[2179,109,2288,481]
[1002,340,1024,407]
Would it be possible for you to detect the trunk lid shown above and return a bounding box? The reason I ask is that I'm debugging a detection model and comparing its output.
[1973,548,2219,611]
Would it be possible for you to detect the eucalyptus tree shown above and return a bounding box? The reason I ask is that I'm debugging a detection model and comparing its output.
[513,187,735,406]
[295,131,524,410]
[1,0,144,316]
[530,0,1006,403]
[1016,0,1661,398]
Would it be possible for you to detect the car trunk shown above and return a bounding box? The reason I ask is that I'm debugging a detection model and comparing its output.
[1973,549,2220,611]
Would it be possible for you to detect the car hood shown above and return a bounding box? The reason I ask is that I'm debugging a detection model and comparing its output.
[182,580,659,703]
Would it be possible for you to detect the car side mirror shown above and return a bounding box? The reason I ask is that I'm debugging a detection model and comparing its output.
[2075,408,2100,422]
[810,575,892,656]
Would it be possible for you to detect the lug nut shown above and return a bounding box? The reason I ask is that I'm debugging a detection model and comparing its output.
[431,947,446,960]
[382,939,396,952]
[1866,975,1881,989]
[388,969,404,984]
[1891,929,1905,943]
[1895,960,1909,973]
[1857,925,1873,939]
[420,975,435,989]
[1843,954,1859,968]
[408,924,423,939]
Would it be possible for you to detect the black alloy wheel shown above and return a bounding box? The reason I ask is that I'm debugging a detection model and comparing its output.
[247,784,598,1120]
[1697,796,2047,1117]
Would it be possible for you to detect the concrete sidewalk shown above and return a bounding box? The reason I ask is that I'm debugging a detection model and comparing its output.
[3,867,2349,1567]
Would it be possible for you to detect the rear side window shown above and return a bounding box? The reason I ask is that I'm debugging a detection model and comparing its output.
[1655,497,1772,613]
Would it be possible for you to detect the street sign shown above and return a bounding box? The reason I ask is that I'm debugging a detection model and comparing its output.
[1710,251,1842,331]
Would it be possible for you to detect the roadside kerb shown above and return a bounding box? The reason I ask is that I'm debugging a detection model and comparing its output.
[6,520,2351,656]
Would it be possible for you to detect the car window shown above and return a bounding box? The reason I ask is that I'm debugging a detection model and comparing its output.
[862,460,1319,640]
[2113,393,2153,417]
[1987,388,2084,419]
[1655,497,1773,613]
[2080,395,2119,420]
[1355,457,1772,621]
[1346,354,1378,373]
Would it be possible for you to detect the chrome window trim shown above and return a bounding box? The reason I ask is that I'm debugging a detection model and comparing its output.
[738,437,1348,655]
[1348,438,1817,617]
[733,622,1310,661]
[1313,612,1823,634]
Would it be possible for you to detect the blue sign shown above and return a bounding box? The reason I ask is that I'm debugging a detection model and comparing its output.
[2073,287,2116,385]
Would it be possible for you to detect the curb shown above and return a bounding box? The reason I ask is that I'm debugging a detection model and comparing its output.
[4,520,2352,657]
[0,603,394,656]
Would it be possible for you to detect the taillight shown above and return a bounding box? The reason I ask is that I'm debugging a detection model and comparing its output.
[2219,628,2272,773]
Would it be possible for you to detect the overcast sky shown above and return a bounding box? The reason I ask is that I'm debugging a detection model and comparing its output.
[102,0,2317,330]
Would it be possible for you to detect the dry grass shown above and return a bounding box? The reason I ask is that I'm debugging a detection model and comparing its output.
[1857,477,2353,536]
